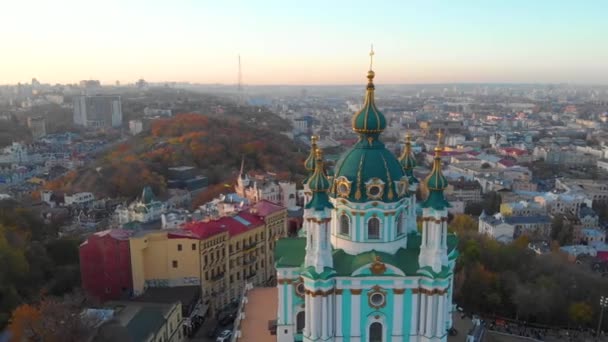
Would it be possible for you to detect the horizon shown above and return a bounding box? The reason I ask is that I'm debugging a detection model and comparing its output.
[1,0,607,85]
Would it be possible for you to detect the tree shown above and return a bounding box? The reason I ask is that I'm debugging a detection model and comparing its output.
[551,216,573,246]
[449,214,478,235]
[9,296,96,342]
[568,302,593,326]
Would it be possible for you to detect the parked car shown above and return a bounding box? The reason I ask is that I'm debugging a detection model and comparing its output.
[216,330,232,342]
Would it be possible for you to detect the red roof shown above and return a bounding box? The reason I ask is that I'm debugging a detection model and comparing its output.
[250,200,285,217]
[498,158,516,167]
[500,147,527,156]
[181,211,265,240]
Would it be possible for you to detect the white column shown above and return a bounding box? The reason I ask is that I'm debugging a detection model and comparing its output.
[443,223,447,248]
[287,285,293,324]
[336,292,343,336]
[277,284,284,324]
[410,290,419,336]
[329,295,334,337]
[310,295,317,339]
[351,291,360,336]
[425,295,433,337]
[304,295,311,337]
[421,223,427,247]
[436,294,444,337]
[393,290,403,336]
[321,296,328,339]
[419,293,426,335]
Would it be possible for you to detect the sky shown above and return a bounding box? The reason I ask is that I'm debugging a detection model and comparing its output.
[1,0,607,85]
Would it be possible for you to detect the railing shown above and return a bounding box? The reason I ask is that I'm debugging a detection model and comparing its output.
[231,282,253,342]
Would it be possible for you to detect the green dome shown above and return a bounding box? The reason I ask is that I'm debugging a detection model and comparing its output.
[331,139,404,203]
[306,149,333,210]
[398,134,418,184]
[425,147,448,191]
[304,135,318,172]
[422,146,450,210]
[352,71,386,135]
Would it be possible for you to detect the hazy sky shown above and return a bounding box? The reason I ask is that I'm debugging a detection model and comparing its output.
[1,0,607,85]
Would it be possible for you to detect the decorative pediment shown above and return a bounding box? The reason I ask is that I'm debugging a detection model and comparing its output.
[365,178,385,200]
[394,177,409,197]
[335,176,352,198]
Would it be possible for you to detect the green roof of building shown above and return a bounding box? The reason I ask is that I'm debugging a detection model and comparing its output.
[331,138,404,203]
[275,237,307,268]
[304,136,318,172]
[421,190,451,211]
[306,150,334,210]
[140,186,156,204]
[125,307,166,342]
[274,233,459,279]
[352,71,386,135]
[399,136,419,184]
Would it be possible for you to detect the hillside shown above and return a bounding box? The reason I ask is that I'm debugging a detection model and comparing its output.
[46,111,306,200]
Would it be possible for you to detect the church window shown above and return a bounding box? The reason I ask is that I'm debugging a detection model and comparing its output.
[296,311,305,334]
[340,214,350,236]
[369,185,380,196]
[368,217,380,240]
[370,293,385,307]
[369,322,383,342]
[396,212,404,236]
[295,282,305,297]
[177,244,182,251]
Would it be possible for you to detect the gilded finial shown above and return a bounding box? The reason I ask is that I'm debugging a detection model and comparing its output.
[405,132,412,143]
[311,135,318,144]
[315,147,323,161]
[369,44,375,71]
[434,130,444,155]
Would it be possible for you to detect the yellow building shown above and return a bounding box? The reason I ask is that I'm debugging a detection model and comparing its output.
[129,200,287,316]
[130,230,201,296]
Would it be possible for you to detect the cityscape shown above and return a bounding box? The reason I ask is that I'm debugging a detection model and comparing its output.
[1,2,608,342]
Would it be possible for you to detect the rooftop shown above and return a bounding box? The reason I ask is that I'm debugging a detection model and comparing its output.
[238,287,277,342]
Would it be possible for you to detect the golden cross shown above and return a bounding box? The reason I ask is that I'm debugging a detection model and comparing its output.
[369,44,375,70]
[437,130,444,146]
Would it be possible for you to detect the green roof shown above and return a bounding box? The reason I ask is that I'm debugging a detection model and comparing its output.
[275,237,307,268]
[125,307,166,342]
[421,190,451,211]
[352,71,386,135]
[141,186,156,204]
[275,233,459,279]
[331,138,404,203]
[304,137,317,172]
[398,137,419,184]
[305,192,334,210]
[305,151,334,210]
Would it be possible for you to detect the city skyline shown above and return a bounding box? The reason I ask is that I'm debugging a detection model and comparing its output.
[1,0,608,85]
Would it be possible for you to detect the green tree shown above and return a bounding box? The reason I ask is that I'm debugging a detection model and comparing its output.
[568,302,593,326]
[449,214,478,235]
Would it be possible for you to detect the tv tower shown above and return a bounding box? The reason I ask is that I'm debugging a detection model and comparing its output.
[237,54,244,105]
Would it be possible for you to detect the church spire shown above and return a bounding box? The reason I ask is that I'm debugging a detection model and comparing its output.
[304,135,318,172]
[399,132,419,183]
[422,130,450,210]
[351,47,386,138]
[305,148,333,211]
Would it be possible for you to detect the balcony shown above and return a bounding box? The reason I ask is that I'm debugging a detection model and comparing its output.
[211,272,225,282]
[244,256,257,265]
[243,242,257,252]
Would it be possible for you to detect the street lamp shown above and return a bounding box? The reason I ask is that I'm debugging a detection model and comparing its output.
[598,296,607,340]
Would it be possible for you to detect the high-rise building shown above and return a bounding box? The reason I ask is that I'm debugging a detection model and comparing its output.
[273,61,458,342]
[73,95,123,128]
[27,116,46,139]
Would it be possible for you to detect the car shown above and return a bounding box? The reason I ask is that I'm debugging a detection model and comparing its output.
[216,329,232,342]
[219,313,236,326]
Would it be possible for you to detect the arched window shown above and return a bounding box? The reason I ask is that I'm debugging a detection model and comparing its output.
[368,217,380,240]
[369,322,382,342]
[396,212,404,236]
[340,214,350,236]
[296,311,305,334]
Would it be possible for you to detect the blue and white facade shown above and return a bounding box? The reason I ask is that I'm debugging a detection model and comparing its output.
[275,59,458,342]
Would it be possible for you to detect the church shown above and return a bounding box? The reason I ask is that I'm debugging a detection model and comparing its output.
[274,54,459,342]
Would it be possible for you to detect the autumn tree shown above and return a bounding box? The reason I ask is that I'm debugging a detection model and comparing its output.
[568,302,593,326]
[9,296,96,342]
[449,214,478,235]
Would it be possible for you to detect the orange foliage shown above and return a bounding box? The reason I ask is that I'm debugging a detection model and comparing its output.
[9,303,42,341]
[193,183,233,208]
